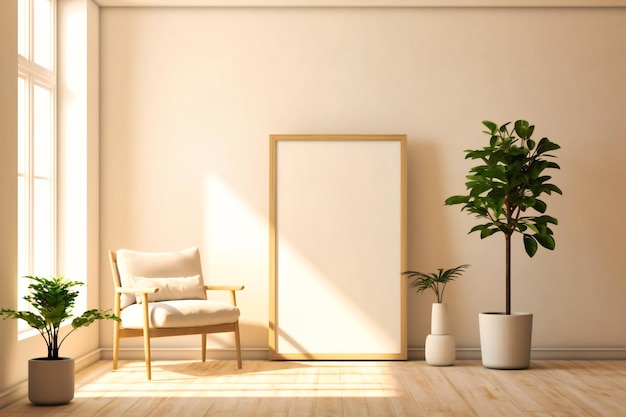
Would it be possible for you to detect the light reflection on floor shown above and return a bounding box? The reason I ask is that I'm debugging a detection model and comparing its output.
[74,360,400,399]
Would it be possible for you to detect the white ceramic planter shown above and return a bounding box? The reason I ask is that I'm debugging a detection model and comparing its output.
[430,302,450,335]
[425,303,455,366]
[425,334,456,366]
[479,312,533,370]
[28,357,75,405]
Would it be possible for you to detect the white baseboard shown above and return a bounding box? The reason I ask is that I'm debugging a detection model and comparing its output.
[408,347,626,361]
[530,347,626,360]
[102,346,626,362]
[99,347,271,361]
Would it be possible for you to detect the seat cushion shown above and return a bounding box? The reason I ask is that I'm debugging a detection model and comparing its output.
[121,299,240,329]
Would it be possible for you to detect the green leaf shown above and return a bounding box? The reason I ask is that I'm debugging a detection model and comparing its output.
[466,205,489,217]
[72,309,120,329]
[536,137,561,155]
[533,199,547,213]
[536,215,558,225]
[482,166,506,181]
[0,310,45,329]
[468,182,492,196]
[480,227,498,239]
[527,160,548,179]
[523,235,538,257]
[514,120,530,138]
[543,184,563,195]
[469,224,488,234]
[535,233,556,250]
[482,120,498,134]
[509,145,527,156]
[444,195,469,206]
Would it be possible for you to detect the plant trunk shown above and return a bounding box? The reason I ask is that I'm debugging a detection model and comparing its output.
[505,233,511,315]
[51,330,59,359]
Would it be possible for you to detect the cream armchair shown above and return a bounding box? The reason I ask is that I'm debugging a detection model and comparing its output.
[109,247,243,379]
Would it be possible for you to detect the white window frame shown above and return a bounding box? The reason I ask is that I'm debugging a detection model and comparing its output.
[17,0,57,335]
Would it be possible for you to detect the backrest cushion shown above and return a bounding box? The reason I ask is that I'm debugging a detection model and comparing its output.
[131,275,206,304]
[115,247,206,308]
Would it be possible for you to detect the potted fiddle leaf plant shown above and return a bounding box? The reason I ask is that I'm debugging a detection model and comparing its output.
[0,275,120,405]
[444,120,562,369]
[402,264,469,366]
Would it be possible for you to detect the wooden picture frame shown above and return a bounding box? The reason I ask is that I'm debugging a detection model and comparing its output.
[269,134,407,360]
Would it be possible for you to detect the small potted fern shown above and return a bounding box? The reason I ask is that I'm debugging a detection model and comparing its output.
[0,276,119,405]
[402,264,469,366]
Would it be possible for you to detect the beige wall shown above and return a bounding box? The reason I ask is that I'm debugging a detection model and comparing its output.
[0,0,20,390]
[98,6,626,359]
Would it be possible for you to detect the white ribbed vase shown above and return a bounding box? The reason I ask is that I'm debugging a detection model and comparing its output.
[425,303,455,366]
[431,302,450,335]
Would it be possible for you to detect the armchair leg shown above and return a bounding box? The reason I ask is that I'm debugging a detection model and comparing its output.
[112,322,121,370]
[234,321,243,369]
[142,302,152,380]
[201,334,207,362]
[143,332,152,380]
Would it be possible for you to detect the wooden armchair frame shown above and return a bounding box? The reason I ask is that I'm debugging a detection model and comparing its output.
[109,250,244,380]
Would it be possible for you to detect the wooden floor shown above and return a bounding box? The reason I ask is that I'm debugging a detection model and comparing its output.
[2,359,626,416]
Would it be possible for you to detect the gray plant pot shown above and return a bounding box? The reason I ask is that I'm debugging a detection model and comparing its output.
[28,357,75,405]
[479,312,533,370]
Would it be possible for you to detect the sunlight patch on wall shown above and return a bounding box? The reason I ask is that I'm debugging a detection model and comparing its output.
[58,1,88,311]
[276,237,400,355]
[203,176,265,275]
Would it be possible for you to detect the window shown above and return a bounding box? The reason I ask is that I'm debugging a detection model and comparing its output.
[17,0,56,327]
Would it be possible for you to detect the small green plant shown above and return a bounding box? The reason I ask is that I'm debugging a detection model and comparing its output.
[1,276,119,359]
[402,264,469,303]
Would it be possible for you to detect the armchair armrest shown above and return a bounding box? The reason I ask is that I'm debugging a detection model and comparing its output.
[204,285,245,306]
[116,287,160,294]
[113,287,160,314]
[204,285,245,291]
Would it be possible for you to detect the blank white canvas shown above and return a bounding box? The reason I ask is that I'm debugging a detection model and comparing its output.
[274,138,404,357]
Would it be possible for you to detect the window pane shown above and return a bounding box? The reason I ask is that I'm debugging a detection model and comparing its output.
[18,0,28,58]
[18,76,27,175]
[33,178,52,277]
[17,177,29,313]
[33,83,52,178]
[34,0,52,70]
[17,176,27,278]
[17,0,57,333]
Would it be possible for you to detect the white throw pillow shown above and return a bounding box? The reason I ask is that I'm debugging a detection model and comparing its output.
[115,247,204,308]
[131,275,206,303]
